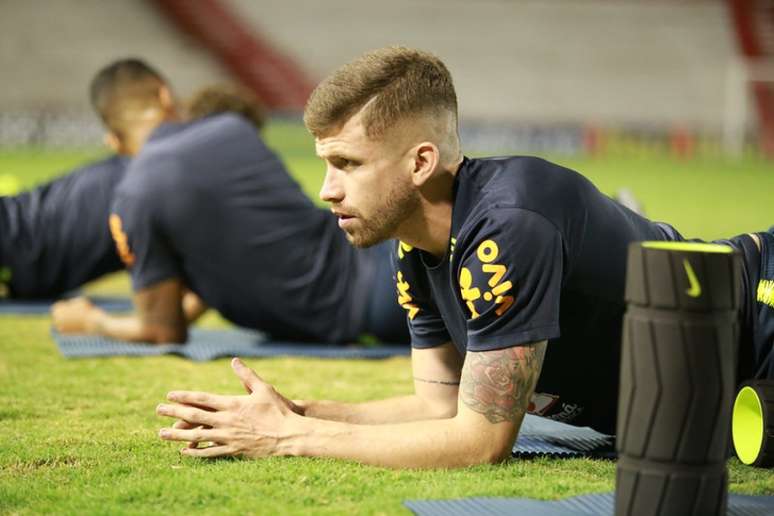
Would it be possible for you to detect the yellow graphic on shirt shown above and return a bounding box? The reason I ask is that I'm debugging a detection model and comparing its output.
[459,266,481,318]
[396,271,420,320]
[398,241,414,259]
[109,214,136,267]
[450,237,457,257]
[460,239,515,318]
[759,279,774,309]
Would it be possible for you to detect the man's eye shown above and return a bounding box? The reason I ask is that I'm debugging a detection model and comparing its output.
[335,159,358,170]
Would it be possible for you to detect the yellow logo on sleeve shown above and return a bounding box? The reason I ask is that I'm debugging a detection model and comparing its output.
[459,239,515,318]
[109,214,136,267]
[459,266,481,319]
[759,279,774,308]
[396,271,420,320]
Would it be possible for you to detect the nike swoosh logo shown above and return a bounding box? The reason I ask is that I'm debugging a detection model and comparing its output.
[683,259,701,298]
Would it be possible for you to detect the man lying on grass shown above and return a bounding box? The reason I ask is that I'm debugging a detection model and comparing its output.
[0,154,128,298]
[156,47,773,468]
[52,59,408,346]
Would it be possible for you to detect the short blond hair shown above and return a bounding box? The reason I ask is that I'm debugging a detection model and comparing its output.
[303,46,458,139]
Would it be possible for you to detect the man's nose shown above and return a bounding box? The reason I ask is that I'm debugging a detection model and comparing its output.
[319,166,344,203]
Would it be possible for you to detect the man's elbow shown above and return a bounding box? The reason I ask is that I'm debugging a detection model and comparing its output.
[480,440,513,464]
[465,427,516,465]
[428,402,458,420]
[478,439,513,464]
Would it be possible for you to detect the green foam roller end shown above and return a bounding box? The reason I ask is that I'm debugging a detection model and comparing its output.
[733,386,764,465]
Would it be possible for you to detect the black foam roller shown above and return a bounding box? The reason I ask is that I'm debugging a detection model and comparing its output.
[615,242,741,516]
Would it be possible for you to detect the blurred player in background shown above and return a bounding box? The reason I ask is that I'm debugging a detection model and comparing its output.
[0,154,129,299]
[52,59,408,345]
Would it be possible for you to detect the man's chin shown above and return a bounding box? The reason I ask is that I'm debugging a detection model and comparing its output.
[344,230,386,249]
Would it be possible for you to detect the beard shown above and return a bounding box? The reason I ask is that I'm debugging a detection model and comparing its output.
[344,179,420,248]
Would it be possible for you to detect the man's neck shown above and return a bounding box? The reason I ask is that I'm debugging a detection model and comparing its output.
[396,159,461,259]
[124,117,173,156]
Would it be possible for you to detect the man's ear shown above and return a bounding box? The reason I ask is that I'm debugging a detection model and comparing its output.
[159,85,175,113]
[103,132,124,154]
[411,142,440,187]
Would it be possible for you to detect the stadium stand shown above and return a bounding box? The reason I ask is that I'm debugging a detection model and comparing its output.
[727,0,774,155]
[151,0,313,111]
[227,0,737,130]
[1,0,769,155]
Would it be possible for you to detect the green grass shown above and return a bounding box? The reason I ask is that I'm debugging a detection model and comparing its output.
[1,122,774,514]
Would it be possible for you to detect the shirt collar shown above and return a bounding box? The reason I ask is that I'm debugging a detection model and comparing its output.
[147,121,186,143]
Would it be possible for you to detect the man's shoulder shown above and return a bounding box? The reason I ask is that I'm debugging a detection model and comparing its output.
[452,206,560,266]
[453,155,585,236]
[117,147,184,205]
[71,154,127,175]
[455,156,561,225]
[174,113,258,151]
[33,155,127,204]
[460,155,579,200]
[52,154,127,184]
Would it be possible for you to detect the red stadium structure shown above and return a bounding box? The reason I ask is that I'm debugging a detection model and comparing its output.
[727,0,774,157]
[151,0,314,112]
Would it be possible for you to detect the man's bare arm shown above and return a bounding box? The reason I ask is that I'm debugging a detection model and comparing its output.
[459,342,545,423]
[296,342,463,423]
[53,278,187,343]
[92,278,187,343]
[157,341,547,468]
[182,289,208,324]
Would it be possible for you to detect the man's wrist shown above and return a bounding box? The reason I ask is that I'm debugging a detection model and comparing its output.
[276,412,316,457]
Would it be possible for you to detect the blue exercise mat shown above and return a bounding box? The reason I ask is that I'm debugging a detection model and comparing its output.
[52,327,410,361]
[0,295,133,315]
[404,493,774,516]
[512,414,613,458]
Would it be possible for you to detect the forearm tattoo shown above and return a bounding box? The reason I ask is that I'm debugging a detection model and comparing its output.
[460,342,547,423]
[413,377,461,386]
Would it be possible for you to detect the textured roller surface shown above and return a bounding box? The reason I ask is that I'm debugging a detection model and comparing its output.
[404,493,774,516]
[512,414,614,458]
[616,243,741,516]
[52,328,410,361]
[0,295,133,315]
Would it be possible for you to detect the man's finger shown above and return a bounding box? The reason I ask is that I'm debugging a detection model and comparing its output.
[181,444,233,458]
[172,420,212,430]
[166,391,233,411]
[156,404,218,427]
[173,420,195,430]
[170,420,206,448]
[158,426,226,443]
[231,357,267,393]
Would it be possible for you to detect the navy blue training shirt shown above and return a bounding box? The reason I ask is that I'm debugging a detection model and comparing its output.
[0,155,128,298]
[111,114,376,343]
[393,156,679,433]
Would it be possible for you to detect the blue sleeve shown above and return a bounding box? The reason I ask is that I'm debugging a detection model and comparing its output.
[110,188,181,291]
[455,208,563,351]
[391,240,451,348]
